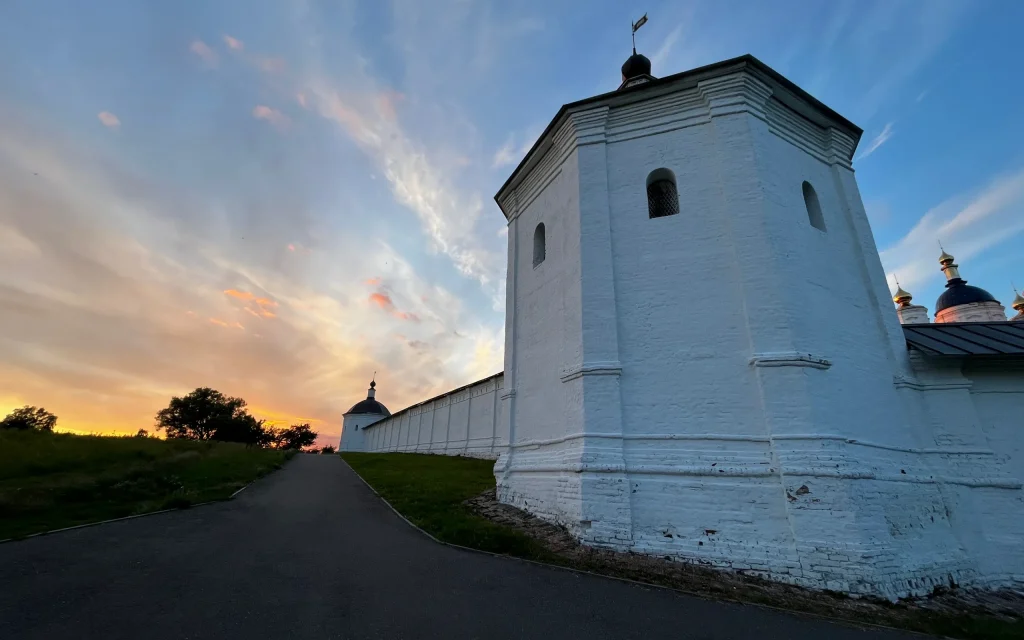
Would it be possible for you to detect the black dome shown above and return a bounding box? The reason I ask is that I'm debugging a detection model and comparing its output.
[345,398,390,416]
[621,53,652,82]
[935,279,998,314]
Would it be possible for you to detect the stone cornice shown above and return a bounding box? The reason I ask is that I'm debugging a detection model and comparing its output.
[499,106,610,223]
[750,352,832,369]
[560,361,623,383]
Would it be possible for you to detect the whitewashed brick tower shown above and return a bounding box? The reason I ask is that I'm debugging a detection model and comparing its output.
[339,380,390,452]
[492,53,1016,599]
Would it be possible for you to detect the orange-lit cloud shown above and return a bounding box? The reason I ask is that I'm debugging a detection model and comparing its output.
[189,40,218,66]
[254,297,277,308]
[252,105,290,129]
[368,292,392,309]
[368,292,419,322]
[223,34,244,51]
[224,289,256,301]
[97,111,121,129]
[209,318,244,330]
[365,277,382,286]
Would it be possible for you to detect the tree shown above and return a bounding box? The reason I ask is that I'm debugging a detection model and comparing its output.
[135,429,150,438]
[272,423,319,450]
[156,388,266,444]
[319,445,336,455]
[1,406,57,432]
[212,413,272,447]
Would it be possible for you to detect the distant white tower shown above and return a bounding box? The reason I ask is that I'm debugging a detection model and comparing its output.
[892,283,930,324]
[493,51,975,599]
[339,379,390,452]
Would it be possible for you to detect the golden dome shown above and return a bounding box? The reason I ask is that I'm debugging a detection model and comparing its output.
[938,250,955,265]
[892,285,913,305]
[1013,289,1024,311]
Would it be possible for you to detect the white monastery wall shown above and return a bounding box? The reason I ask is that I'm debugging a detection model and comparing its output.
[357,373,506,459]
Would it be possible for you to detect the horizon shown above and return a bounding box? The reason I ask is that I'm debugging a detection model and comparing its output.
[2,0,1023,446]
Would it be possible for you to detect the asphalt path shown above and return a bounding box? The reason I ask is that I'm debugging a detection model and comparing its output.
[0,454,922,639]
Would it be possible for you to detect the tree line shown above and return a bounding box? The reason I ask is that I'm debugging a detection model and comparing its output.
[2,387,334,453]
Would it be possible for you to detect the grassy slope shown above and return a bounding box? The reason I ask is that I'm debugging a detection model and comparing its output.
[343,452,1023,640]
[341,452,557,562]
[0,430,292,540]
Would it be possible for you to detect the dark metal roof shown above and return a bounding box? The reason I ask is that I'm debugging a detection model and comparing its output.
[903,322,1024,357]
[344,398,391,416]
[934,279,999,313]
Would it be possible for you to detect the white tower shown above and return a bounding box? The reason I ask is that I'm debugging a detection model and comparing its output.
[893,283,930,324]
[339,380,390,452]
[493,53,979,598]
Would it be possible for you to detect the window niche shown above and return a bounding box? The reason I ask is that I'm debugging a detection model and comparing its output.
[646,168,680,219]
[802,181,826,232]
[533,223,546,267]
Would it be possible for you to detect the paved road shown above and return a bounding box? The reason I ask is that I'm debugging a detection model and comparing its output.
[0,455,921,640]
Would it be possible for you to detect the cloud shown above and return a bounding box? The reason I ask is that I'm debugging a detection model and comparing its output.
[651,24,685,71]
[224,289,256,301]
[856,122,895,161]
[209,318,244,330]
[256,57,287,74]
[306,82,503,296]
[492,130,540,169]
[223,34,244,51]
[365,277,381,286]
[189,40,218,66]
[97,111,121,129]
[252,105,290,129]
[368,290,420,322]
[296,93,308,109]
[880,166,1024,294]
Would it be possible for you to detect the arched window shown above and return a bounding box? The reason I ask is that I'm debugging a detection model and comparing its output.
[646,168,680,218]
[802,181,826,231]
[533,223,546,267]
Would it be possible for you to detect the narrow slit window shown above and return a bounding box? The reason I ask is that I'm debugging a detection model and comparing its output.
[803,181,826,231]
[533,223,546,267]
[646,168,679,218]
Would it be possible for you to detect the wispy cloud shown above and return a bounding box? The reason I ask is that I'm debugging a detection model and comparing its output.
[97,111,120,129]
[492,130,540,169]
[223,34,244,51]
[880,166,1024,293]
[856,122,894,161]
[252,105,290,129]
[189,40,218,66]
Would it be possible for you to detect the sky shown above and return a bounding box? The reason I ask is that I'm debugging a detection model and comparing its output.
[1,0,1022,444]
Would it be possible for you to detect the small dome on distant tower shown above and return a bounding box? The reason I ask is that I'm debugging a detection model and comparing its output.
[345,378,390,416]
[893,285,913,307]
[1011,288,1024,321]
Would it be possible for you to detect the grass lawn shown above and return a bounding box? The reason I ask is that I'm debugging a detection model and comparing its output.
[343,451,1024,640]
[0,429,293,540]
[341,452,558,562]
